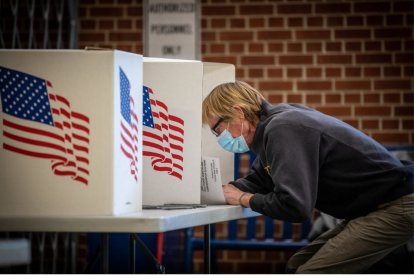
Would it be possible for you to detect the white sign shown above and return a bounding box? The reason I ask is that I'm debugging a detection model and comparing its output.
[201,156,226,205]
[144,0,200,60]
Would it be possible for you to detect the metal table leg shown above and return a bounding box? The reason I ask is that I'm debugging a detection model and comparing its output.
[101,233,109,273]
[129,233,136,273]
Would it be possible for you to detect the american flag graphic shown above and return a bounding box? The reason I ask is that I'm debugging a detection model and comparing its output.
[119,67,139,183]
[142,86,184,180]
[0,66,90,185]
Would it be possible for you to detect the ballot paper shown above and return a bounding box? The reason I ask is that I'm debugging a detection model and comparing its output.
[201,156,226,205]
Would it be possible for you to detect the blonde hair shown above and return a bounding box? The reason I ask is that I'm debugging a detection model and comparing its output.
[202,81,265,125]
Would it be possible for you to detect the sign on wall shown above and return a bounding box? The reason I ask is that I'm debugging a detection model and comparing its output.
[144,0,200,60]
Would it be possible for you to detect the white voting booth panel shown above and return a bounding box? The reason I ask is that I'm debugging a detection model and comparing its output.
[202,63,235,185]
[142,58,235,205]
[0,50,143,216]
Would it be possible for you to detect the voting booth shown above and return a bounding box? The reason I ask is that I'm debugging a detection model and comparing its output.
[0,50,143,216]
[142,58,235,205]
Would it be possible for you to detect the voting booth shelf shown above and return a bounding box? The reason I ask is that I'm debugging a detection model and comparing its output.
[0,49,143,216]
[142,58,235,206]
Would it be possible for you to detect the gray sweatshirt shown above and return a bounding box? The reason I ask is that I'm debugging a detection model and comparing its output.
[232,101,414,222]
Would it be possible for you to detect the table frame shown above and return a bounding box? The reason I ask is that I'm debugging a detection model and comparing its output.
[0,206,259,273]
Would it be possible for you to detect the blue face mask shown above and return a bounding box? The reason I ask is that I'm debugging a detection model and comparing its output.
[217,123,249,153]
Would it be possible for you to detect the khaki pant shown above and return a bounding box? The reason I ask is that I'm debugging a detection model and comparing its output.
[286,193,414,273]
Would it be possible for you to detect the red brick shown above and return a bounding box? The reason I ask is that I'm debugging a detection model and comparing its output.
[220,31,253,41]
[287,43,303,52]
[287,94,303,103]
[345,42,362,52]
[345,94,362,103]
[385,41,402,51]
[248,43,264,52]
[403,92,414,103]
[367,15,383,26]
[347,16,364,26]
[395,106,414,116]
[402,119,414,130]
[326,42,342,52]
[278,4,312,14]
[364,93,381,103]
[229,43,244,53]
[327,16,344,26]
[336,80,370,90]
[257,31,291,40]
[365,41,382,51]
[394,1,414,12]
[372,133,409,144]
[345,67,362,77]
[268,94,283,103]
[202,31,216,41]
[374,28,412,39]
[287,68,302,77]
[307,68,322,78]
[374,80,411,90]
[318,55,352,64]
[395,54,414,64]
[288,17,303,27]
[240,5,274,15]
[90,7,123,17]
[306,94,322,103]
[210,43,225,53]
[80,20,96,30]
[241,56,275,65]
[79,32,106,42]
[344,119,359,128]
[307,17,324,27]
[355,2,390,13]
[211,19,227,28]
[386,15,404,26]
[268,17,284,27]
[118,19,132,29]
[298,81,332,90]
[109,31,141,41]
[317,107,351,117]
[355,107,391,116]
[268,43,284,52]
[296,30,331,40]
[364,67,381,77]
[259,81,293,91]
[248,68,264,78]
[404,66,414,77]
[326,68,342,77]
[202,56,237,65]
[315,3,351,13]
[384,93,401,103]
[249,18,265,28]
[362,120,380,129]
[230,18,245,28]
[384,67,402,77]
[279,55,313,65]
[267,68,283,78]
[383,120,400,129]
[356,54,392,64]
[203,6,235,15]
[335,29,370,39]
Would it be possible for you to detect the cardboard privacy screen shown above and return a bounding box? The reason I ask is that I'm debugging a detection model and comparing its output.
[0,50,143,216]
[142,58,235,205]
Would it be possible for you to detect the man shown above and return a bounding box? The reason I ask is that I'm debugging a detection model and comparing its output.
[202,80,414,273]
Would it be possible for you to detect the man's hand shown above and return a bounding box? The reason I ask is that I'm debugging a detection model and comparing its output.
[222,184,252,207]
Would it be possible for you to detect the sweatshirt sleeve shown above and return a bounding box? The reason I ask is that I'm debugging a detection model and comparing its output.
[249,123,320,222]
[230,156,271,194]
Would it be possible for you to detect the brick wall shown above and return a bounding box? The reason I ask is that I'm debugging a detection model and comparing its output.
[80,0,413,273]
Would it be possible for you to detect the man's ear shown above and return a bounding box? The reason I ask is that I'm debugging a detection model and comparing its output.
[232,105,245,119]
